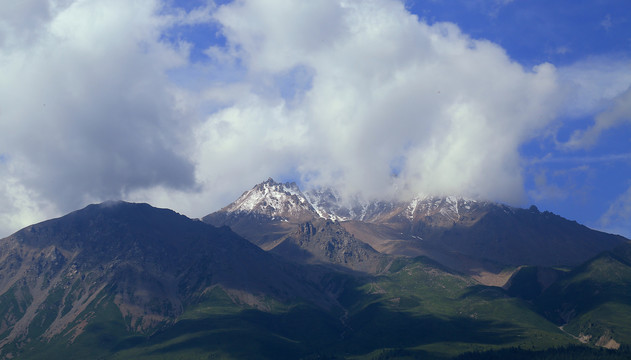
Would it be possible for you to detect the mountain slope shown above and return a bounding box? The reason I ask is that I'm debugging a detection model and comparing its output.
[4,199,630,358]
[0,201,339,358]
[270,219,389,273]
[204,179,628,277]
[535,242,631,348]
[203,178,319,249]
[330,256,576,358]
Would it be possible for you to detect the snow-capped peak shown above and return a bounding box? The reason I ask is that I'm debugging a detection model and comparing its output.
[221,178,490,224]
[303,188,352,221]
[223,178,316,220]
[404,195,481,222]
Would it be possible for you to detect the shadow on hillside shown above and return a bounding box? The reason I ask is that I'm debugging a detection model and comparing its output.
[134,302,525,359]
[535,277,631,325]
[143,306,343,359]
[458,285,508,300]
[342,302,522,356]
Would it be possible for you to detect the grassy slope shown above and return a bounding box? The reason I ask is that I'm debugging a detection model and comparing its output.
[337,257,575,359]
[106,257,579,359]
[5,256,601,359]
[536,244,631,346]
[103,257,580,359]
[14,293,138,360]
[112,286,344,360]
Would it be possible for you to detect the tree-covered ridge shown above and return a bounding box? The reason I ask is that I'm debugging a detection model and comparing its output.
[454,345,631,360]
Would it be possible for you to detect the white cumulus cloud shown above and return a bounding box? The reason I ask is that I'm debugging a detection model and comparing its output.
[187,0,561,206]
[0,0,199,235]
[6,0,625,237]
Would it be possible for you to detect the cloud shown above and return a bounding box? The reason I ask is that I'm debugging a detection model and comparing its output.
[601,14,613,31]
[528,153,631,165]
[0,0,201,235]
[527,170,568,202]
[556,57,631,119]
[600,185,631,238]
[2,0,605,236]
[563,87,631,149]
[552,57,631,150]
[0,174,57,237]
[186,0,560,205]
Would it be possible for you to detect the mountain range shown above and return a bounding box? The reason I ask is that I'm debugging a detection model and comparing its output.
[204,178,625,281]
[0,179,630,359]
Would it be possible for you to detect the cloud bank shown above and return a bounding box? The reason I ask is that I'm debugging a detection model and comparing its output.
[1,0,629,236]
[190,0,560,203]
[0,0,198,233]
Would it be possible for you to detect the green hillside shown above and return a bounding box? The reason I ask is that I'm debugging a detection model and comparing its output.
[6,256,584,360]
[536,243,631,348]
[335,257,575,359]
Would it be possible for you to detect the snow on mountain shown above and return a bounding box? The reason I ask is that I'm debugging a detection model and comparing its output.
[304,189,488,224]
[302,188,401,222]
[219,178,489,225]
[207,179,629,269]
[404,195,484,223]
[221,178,316,221]
[302,188,368,221]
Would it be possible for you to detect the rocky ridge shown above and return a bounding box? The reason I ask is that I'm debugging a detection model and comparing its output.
[204,178,628,272]
[271,219,388,273]
[209,178,488,226]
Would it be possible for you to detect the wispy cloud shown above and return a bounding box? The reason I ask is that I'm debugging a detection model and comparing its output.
[528,152,631,165]
[562,87,631,150]
[601,14,613,31]
[528,170,568,202]
[600,185,631,238]
[556,57,631,119]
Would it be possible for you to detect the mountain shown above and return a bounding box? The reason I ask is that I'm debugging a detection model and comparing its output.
[534,242,631,349]
[270,218,390,273]
[0,201,341,359]
[331,198,626,268]
[203,178,319,250]
[204,179,628,278]
[2,197,631,359]
[219,178,317,222]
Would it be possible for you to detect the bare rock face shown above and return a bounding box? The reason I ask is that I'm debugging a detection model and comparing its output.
[0,201,337,355]
[270,219,388,274]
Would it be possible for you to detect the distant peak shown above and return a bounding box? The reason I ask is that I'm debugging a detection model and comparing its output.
[251,178,301,195]
[97,200,127,208]
[219,179,510,224]
[91,200,156,212]
[221,179,316,221]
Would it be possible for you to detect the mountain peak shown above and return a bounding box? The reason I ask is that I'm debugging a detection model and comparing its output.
[0,200,337,349]
[403,195,488,224]
[215,179,495,224]
[221,179,317,221]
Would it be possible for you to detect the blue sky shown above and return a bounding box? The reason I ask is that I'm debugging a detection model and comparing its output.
[0,0,630,237]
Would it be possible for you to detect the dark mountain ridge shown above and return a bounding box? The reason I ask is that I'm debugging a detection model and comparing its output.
[0,201,341,357]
